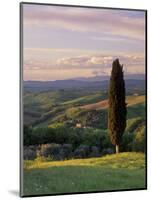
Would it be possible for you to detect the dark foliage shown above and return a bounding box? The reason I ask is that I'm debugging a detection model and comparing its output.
[108,59,127,149]
[24,125,33,145]
[24,145,37,160]
[85,110,107,129]
[133,126,146,152]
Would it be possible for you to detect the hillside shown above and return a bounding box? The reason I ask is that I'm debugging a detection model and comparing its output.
[24,92,145,128]
[80,95,145,110]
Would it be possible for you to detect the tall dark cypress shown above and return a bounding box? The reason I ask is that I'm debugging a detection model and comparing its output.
[108,59,127,153]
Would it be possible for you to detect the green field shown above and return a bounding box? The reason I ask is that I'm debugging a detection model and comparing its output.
[23,152,146,196]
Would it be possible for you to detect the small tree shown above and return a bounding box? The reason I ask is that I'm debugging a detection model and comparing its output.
[108,59,127,153]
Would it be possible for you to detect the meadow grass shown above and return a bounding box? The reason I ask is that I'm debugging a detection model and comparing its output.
[23,152,146,196]
[24,152,145,169]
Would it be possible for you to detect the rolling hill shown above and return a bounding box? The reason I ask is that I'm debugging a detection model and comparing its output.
[80,95,145,110]
[24,78,145,93]
[23,77,146,129]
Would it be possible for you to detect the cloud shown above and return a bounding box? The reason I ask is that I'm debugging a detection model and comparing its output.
[57,54,144,68]
[88,56,113,65]
[57,55,90,66]
[23,4,145,41]
[24,53,145,76]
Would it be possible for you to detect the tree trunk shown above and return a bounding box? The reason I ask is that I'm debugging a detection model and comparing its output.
[115,145,119,154]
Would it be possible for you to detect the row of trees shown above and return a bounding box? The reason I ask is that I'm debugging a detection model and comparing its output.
[24,124,145,159]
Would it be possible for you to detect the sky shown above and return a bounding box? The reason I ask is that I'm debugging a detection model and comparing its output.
[23,4,146,81]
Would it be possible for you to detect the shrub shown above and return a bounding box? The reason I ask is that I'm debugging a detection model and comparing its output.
[68,128,83,148]
[26,127,55,145]
[81,128,100,146]
[99,130,112,149]
[38,143,61,158]
[59,144,73,160]
[102,148,114,155]
[89,146,100,157]
[53,126,69,144]
[73,145,90,158]
[23,125,32,146]
[133,126,146,152]
[24,146,37,160]
[120,132,135,152]
[37,143,73,160]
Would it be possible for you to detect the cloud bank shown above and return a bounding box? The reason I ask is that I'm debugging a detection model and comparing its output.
[24,53,145,75]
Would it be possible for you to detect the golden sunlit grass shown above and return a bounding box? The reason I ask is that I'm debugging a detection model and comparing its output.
[80,99,108,110]
[126,95,145,106]
[24,152,145,170]
[80,95,145,111]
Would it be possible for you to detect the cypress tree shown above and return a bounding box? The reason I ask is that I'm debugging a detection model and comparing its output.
[108,59,127,153]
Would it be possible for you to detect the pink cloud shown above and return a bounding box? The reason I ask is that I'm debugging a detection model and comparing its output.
[57,54,144,68]
[24,53,145,75]
[23,4,145,40]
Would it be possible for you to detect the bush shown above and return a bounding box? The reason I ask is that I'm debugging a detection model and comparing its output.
[58,144,73,160]
[23,125,32,145]
[24,125,70,146]
[89,146,100,157]
[67,128,83,148]
[53,126,69,144]
[120,132,135,152]
[133,126,146,152]
[24,146,37,160]
[102,148,114,155]
[25,127,56,145]
[81,128,100,146]
[73,145,90,158]
[100,130,112,149]
[38,143,61,159]
[37,143,73,160]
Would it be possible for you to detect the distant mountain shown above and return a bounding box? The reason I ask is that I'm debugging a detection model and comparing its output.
[24,76,145,93]
[24,80,106,92]
[73,76,109,82]
[73,74,145,82]
[124,74,145,80]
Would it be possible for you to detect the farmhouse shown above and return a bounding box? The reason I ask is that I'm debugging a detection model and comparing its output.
[76,123,82,128]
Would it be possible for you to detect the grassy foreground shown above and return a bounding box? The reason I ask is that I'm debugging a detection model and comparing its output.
[23,152,146,196]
